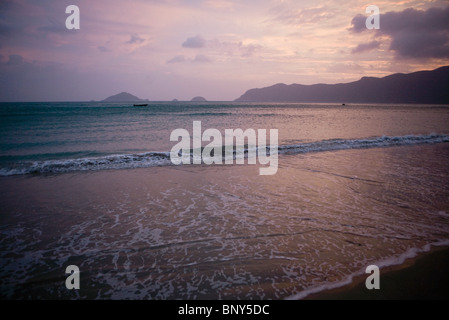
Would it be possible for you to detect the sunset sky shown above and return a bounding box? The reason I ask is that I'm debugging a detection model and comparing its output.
[1,0,448,101]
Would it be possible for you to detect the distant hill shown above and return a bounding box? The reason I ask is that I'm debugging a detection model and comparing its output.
[191,96,207,102]
[235,66,449,104]
[103,92,147,102]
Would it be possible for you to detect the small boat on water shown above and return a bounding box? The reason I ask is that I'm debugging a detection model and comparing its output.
[133,104,148,107]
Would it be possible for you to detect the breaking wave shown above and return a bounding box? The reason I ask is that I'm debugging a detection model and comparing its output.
[1,133,448,176]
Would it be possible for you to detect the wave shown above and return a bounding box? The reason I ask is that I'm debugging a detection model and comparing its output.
[277,133,449,154]
[179,112,234,116]
[0,152,172,176]
[1,133,448,176]
[286,239,449,300]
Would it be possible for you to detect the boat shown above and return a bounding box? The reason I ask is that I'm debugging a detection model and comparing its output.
[133,104,148,107]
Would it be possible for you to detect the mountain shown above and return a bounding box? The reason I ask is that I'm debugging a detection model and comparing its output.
[191,96,207,102]
[235,66,449,104]
[102,92,147,102]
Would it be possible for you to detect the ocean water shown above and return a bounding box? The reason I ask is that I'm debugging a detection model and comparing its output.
[0,102,449,299]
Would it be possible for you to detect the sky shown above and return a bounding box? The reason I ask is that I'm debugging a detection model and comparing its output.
[0,0,448,101]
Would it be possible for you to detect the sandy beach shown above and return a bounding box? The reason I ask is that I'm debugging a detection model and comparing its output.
[1,140,449,299]
[306,246,449,299]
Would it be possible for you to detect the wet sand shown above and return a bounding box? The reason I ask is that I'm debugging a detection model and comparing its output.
[1,143,448,299]
[306,246,449,300]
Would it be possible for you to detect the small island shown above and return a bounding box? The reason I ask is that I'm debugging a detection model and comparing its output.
[191,96,207,102]
[102,92,148,102]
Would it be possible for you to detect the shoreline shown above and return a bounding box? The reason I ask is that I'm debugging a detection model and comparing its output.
[303,245,449,300]
[1,142,448,299]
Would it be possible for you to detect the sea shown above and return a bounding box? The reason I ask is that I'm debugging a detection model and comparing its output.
[0,101,448,299]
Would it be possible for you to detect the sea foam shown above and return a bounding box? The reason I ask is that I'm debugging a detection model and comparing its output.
[1,133,448,176]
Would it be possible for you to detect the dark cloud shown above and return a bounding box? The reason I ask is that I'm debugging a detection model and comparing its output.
[0,17,16,35]
[350,6,449,59]
[0,54,122,102]
[0,13,27,37]
[6,54,23,65]
[351,40,380,54]
[0,1,70,50]
[0,0,23,13]
[0,55,62,101]
[182,35,205,48]
[349,14,369,33]
[38,18,66,35]
[126,35,145,44]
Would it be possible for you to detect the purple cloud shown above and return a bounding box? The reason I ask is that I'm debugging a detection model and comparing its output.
[182,35,205,48]
[98,46,111,52]
[193,54,211,63]
[350,6,449,59]
[167,54,211,64]
[126,35,145,44]
[167,55,187,64]
[5,54,23,65]
[351,40,380,54]
[38,17,66,35]
[0,54,130,101]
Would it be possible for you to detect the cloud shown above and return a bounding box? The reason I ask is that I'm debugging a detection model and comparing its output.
[240,43,260,57]
[126,35,145,44]
[204,0,233,9]
[0,54,70,101]
[0,53,132,101]
[351,41,380,54]
[38,18,67,35]
[350,6,449,59]
[6,54,23,65]
[182,35,205,48]
[167,54,211,64]
[349,14,369,34]
[206,39,261,57]
[98,46,111,52]
[270,6,333,25]
[167,55,187,63]
[326,62,363,73]
[0,17,20,35]
[193,54,211,63]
